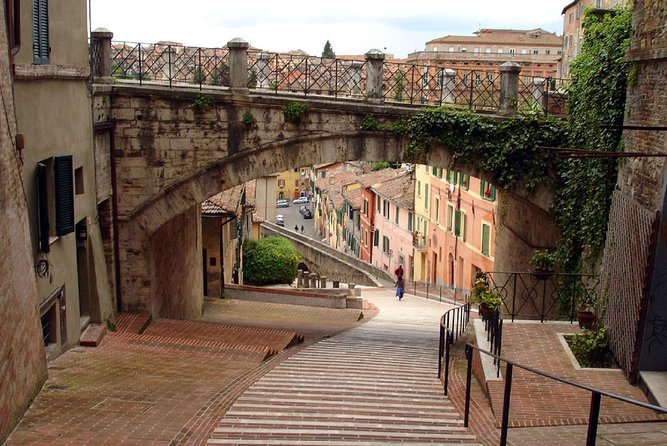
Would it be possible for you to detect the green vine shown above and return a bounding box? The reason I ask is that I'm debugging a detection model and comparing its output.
[397,107,567,190]
[283,101,309,124]
[242,111,257,129]
[192,93,212,111]
[554,6,632,273]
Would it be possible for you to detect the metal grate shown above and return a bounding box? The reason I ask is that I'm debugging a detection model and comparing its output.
[601,190,658,381]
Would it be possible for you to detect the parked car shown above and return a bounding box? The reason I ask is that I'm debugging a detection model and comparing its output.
[293,196,309,205]
[276,199,289,208]
[302,209,313,219]
[299,205,309,215]
[276,220,285,226]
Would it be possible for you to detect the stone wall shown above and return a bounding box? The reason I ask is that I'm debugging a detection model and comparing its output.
[0,15,47,442]
[149,206,203,319]
[603,0,667,381]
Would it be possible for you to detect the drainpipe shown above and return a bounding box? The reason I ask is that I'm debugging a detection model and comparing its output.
[109,125,123,313]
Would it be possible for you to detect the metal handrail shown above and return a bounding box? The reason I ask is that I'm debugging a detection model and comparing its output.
[95,40,568,116]
[463,343,667,446]
[438,302,471,395]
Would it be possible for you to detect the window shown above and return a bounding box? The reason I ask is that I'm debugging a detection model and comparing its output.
[449,47,455,52]
[383,199,390,219]
[278,179,285,188]
[475,74,481,86]
[446,170,458,185]
[422,69,429,87]
[374,230,379,246]
[459,173,470,190]
[533,49,539,55]
[408,212,413,231]
[434,197,439,223]
[75,166,84,195]
[32,0,49,64]
[480,180,497,201]
[497,48,504,54]
[424,184,429,209]
[521,48,527,54]
[486,48,491,53]
[569,13,574,23]
[395,207,399,225]
[454,210,467,241]
[461,47,467,53]
[509,48,516,54]
[417,180,421,196]
[295,180,299,187]
[482,223,491,256]
[363,198,369,216]
[473,48,480,53]
[382,235,390,254]
[37,156,75,253]
[546,49,551,55]
[376,196,381,212]
[6,0,21,56]
[447,205,454,232]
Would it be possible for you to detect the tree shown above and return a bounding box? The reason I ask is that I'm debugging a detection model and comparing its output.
[242,236,300,285]
[322,40,335,59]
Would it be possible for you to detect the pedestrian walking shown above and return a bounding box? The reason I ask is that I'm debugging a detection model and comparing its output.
[301,225,304,234]
[294,225,299,232]
[394,264,404,280]
[395,276,405,300]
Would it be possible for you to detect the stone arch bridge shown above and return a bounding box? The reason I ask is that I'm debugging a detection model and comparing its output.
[91,34,560,319]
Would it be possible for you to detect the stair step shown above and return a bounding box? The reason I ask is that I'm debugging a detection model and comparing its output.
[79,323,106,347]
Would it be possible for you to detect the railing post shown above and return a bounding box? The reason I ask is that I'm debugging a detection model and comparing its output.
[464,345,473,427]
[499,61,521,116]
[227,38,250,94]
[442,68,456,104]
[364,49,385,104]
[163,45,175,87]
[499,363,514,446]
[531,77,546,113]
[257,52,271,89]
[444,331,452,396]
[586,391,602,446]
[438,323,445,378]
[90,28,114,84]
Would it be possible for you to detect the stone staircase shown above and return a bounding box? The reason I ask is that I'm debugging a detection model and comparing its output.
[207,299,480,445]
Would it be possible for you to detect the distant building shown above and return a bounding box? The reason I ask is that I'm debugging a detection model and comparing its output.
[559,0,629,78]
[409,28,562,79]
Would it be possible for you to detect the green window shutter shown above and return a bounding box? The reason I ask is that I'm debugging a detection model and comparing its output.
[462,213,467,241]
[454,210,461,237]
[446,170,451,182]
[395,207,399,225]
[432,166,437,175]
[482,224,490,256]
[408,212,413,231]
[37,162,50,253]
[374,229,379,246]
[424,184,429,209]
[54,155,74,236]
[32,0,49,64]
[480,179,485,196]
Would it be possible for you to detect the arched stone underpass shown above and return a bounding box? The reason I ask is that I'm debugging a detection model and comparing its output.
[95,84,559,319]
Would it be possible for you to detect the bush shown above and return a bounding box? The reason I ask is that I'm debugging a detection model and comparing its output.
[242,236,300,285]
[567,325,615,368]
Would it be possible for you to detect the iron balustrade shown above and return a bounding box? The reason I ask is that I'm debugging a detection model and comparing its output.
[438,302,471,395]
[483,308,504,377]
[95,40,568,116]
[485,271,600,322]
[463,343,667,446]
[404,279,468,305]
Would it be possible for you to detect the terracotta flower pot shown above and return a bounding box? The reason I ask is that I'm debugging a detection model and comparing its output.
[577,311,596,329]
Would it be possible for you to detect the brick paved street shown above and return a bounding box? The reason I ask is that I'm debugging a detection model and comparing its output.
[5,290,667,445]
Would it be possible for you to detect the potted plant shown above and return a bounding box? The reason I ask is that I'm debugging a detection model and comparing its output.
[530,249,557,280]
[470,276,502,319]
[576,295,597,329]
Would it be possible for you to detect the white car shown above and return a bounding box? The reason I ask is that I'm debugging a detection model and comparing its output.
[293,196,309,205]
[276,199,289,208]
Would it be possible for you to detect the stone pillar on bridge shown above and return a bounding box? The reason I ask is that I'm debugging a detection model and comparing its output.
[303,271,310,288]
[364,49,385,104]
[531,77,546,113]
[257,53,271,89]
[228,38,250,94]
[310,273,318,288]
[297,269,303,287]
[91,28,114,84]
[320,276,327,288]
[499,61,521,116]
[349,61,363,97]
[441,68,456,104]
[161,45,177,82]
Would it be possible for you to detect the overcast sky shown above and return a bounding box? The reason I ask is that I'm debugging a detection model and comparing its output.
[90,0,567,58]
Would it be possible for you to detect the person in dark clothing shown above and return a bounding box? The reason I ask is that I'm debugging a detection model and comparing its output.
[395,276,405,300]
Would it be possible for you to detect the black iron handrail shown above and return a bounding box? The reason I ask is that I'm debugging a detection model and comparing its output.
[438,302,471,395]
[485,271,600,322]
[463,343,667,446]
[483,308,503,377]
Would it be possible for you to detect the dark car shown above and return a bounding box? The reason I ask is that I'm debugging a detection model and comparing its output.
[302,209,313,219]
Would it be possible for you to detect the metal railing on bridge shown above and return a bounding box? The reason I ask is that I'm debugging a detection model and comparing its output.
[91,39,568,116]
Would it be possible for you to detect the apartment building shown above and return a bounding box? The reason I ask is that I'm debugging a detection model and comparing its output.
[414,165,496,291]
[560,0,628,77]
[369,172,415,280]
[409,28,563,79]
[275,168,308,201]
[12,0,114,359]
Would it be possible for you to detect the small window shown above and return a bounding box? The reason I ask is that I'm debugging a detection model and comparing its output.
[509,48,516,54]
[533,49,539,55]
[75,166,84,195]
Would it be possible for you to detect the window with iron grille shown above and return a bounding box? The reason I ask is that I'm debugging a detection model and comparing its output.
[32,0,49,64]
